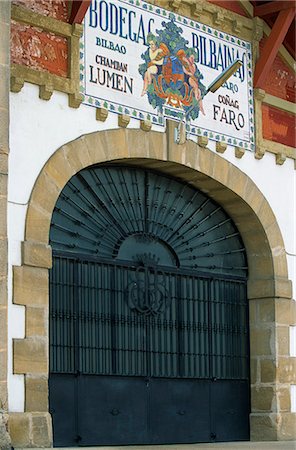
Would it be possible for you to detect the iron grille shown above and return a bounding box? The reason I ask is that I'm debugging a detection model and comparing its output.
[50,254,248,380]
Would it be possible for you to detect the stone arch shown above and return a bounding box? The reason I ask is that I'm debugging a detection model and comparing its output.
[10,128,295,447]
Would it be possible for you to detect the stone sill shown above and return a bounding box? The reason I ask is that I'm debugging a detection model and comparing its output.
[14,442,296,450]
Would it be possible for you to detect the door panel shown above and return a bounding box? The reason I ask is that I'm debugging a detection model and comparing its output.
[211,380,250,442]
[49,374,77,447]
[149,378,210,444]
[78,375,148,445]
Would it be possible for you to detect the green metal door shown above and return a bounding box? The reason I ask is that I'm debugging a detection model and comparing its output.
[49,165,249,446]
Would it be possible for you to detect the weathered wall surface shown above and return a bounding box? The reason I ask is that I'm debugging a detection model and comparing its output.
[0,1,11,449]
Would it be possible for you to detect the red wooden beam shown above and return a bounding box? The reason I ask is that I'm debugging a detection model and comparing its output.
[254,7,295,89]
[254,1,296,17]
[69,0,91,24]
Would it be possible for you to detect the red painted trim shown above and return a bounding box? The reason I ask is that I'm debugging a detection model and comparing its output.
[254,1,296,17]
[254,8,296,89]
[69,0,91,24]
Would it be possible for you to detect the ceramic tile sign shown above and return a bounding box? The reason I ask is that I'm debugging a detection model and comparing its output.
[80,0,254,151]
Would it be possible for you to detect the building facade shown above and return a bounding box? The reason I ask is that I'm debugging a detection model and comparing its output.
[0,0,295,447]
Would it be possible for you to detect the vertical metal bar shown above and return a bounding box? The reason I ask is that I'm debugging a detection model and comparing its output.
[208,278,213,379]
[177,274,183,377]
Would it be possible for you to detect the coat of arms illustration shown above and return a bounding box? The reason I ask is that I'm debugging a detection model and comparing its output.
[139,18,207,120]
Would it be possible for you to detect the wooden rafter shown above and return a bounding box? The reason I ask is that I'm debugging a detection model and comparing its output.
[254,1,296,17]
[254,6,295,89]
[69,0,91,24]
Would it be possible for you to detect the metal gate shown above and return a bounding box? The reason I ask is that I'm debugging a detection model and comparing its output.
[49,166,249,446]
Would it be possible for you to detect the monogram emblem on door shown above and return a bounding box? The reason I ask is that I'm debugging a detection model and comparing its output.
[127,264,171,315]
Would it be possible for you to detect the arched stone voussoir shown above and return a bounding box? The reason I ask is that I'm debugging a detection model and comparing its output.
[24,128,290,286]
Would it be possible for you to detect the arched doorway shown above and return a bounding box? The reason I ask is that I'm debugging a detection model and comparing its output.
[48,164,250,446]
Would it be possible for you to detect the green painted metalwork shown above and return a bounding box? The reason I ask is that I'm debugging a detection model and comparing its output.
[49,166,248,379]
[50,165,247,277]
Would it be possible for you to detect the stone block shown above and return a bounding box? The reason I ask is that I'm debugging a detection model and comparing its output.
[278,387,291,412]
[118,114,130,128]
[0,154,8,174]
[258,298,275,323]
[0,307,7,349]
[0,350,7,382]
[9,412,53,448]
[197,135,208,147]
[268,236,289,280]
[251,386,275,412]
[250,358,258,384]
[64,139,91,174]
[0,197,7,237]
[260,359,276,383]
[278,413,296,440]
[0,411,11,450]
[25,202,51,243]
[0,169,7,196]
[44,147,76,191]
[26,375,48,412]
[243,181,265,215]
[258,199,277,232]
[276,298,296,325]
[104,129,129,160]
[250,328,274,356]
[140,119,152,132]
[148,131,167,160]
[235,147,245,159]
[0,109,9,156]
[276,326,289,356]
[170,142,196,169]
[127,130,149,159]
[212,155,229,187]
[196,148,215,180]
[22,240,52,269]
[10,75,24,94]
[83,130,109,164]
[277,357,296,383]
[68,92,83,108]
[31,171,60,215]
[96,107,108,121]
[13,337,48,375]
[31,412,52,447]
[0,276,7,305]
[250,413,278,441]
[0,381,8,411]
[276,152,286,165]
[226,166,249,199]
[13,265,48,306]
[275,280,293,303]
[215,141,227,153]
[249,299,258,324]
[248,279,276,300]
[0,240,8,277]
[8,412,31,448]
[254,88,266,101]
[26,306,48,337]
[39,84,53,101]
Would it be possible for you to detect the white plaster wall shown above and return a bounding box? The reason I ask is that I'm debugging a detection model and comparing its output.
[8,83,296,412]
